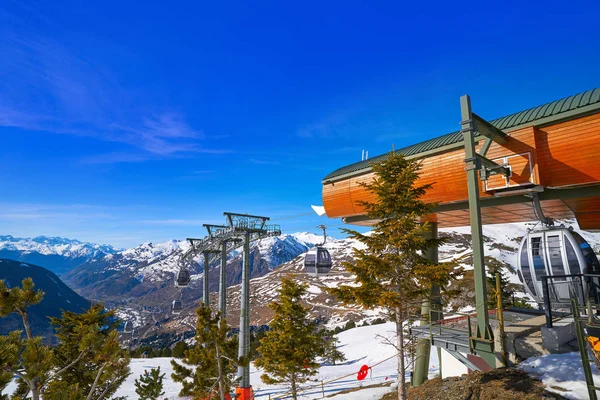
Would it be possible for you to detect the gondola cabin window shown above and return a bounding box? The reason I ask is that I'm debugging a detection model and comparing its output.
[531,237,545,282]
[573,232,600,273]
[565,239,582,275]
[547,235,567,281]
[520,240,536,296]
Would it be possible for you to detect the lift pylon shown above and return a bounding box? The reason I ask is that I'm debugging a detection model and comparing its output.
[223,212,281,399]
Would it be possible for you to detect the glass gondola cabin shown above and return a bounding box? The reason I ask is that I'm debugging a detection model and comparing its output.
[304,246,332,276]
[517,227,600,303]
[175,269,191,288]
[172,299,183,314]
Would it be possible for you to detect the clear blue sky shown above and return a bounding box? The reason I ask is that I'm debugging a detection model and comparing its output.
[1,0,599,248]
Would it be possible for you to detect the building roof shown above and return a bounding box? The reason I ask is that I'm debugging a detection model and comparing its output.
[323,88,600,182]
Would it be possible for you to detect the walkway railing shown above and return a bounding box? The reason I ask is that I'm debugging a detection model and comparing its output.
[541,273,600,328]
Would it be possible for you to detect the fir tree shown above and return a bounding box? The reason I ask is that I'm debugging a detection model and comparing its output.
[134,367,165,400]
[327,152,460,400]
[171,302,238,399]
[255,277,326,400]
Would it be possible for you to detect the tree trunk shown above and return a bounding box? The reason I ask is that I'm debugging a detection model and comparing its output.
[290,375,297,400]
[215,343,225,400]
[87,363,107,400]
[396,308,407,400]
[20,310,33,340]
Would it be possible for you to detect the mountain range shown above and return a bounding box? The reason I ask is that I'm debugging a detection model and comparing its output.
[2,222,599,343]
[0,235,119,276]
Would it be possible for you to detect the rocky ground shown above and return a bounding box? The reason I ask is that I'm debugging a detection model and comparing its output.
[381,368,568,400]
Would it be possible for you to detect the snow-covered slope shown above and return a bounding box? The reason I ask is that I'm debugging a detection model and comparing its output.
[0,235,119,275]
[3,322,592,400]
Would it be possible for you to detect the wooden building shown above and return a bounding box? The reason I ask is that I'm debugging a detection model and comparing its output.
[321,88,600,230]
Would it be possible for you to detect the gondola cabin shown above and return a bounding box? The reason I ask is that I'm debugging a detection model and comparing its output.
[304,246,332,276]
[517,227,600,303]
[175,269,191,288]
[172,299,183,314]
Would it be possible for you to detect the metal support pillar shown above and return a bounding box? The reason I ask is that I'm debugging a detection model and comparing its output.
[203,252,210,305]
[413,222,440,386]
[460,95,495,369]
[237,231,251,388]
[219,241,227,319]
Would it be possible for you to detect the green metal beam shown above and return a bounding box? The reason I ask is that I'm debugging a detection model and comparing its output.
[472,113,508,144]
[460,95,496,369]
[473,154,511,178]
[480,137,493,157]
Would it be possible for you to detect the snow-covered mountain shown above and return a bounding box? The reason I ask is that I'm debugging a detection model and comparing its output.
[0,235,120,276]
[7,222,599,342]
[168,220,600,336]
[62,232,332,308]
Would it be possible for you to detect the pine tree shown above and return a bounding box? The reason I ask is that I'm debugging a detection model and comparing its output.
[171,302,238,399]
[49,315,128,399]
[0,279,130,400]
[0,277,44,340]
[486,258,512,309]
[0,367,12,400]
[134,367,165,400]
[327,152,460,400]
[44,303,130,400]
[255,277,326,400]
[172,341,188,358]
[320,332,345,366]
[0,278,54,400]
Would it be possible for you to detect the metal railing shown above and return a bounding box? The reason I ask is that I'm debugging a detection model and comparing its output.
[541,273,600,328]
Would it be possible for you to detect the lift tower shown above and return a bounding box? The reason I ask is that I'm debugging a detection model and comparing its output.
[202,224,243,319]
[223,212,281,400]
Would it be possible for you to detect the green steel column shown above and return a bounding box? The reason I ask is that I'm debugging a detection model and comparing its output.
[237,232,251,388]
[219,241,227,319]
[460,95,495,369]
[413,222,440,386]
[203,252,210,305]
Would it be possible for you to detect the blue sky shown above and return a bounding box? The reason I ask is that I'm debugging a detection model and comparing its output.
[1,0,599,248]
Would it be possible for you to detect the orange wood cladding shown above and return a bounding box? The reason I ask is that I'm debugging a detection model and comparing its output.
[322,113,600,229]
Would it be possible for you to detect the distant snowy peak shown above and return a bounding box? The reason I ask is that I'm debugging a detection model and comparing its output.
[119,239,186,261]
[0,234,119,257]
[289,232,334,246]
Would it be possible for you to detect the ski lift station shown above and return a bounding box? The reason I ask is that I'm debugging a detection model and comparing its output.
[319,88,600,386]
